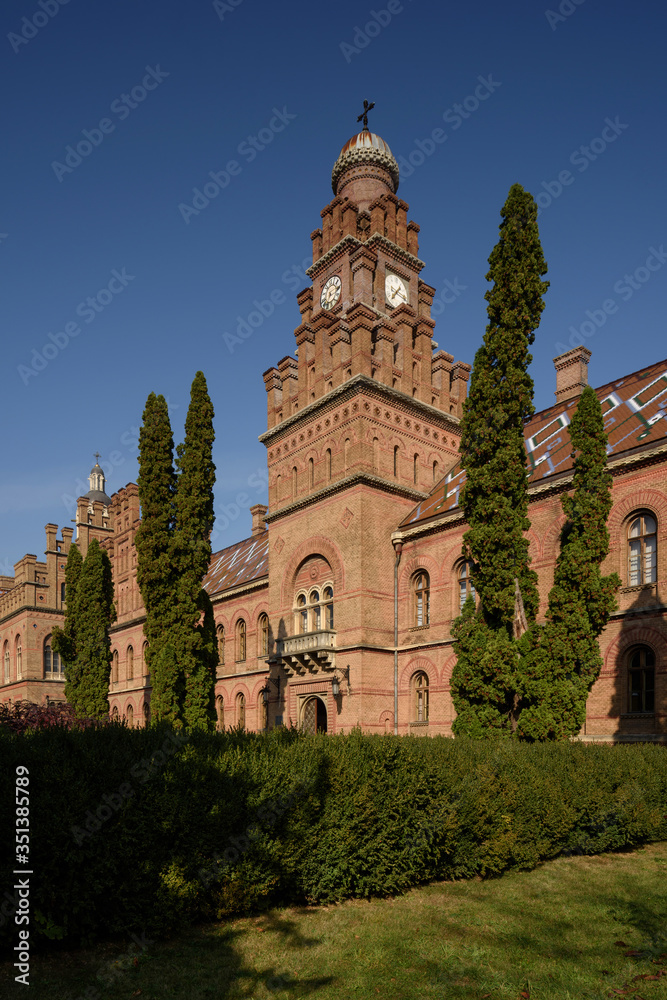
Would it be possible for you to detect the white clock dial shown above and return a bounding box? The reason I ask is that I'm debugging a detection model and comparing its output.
[385,273,408,307]
[320,275,341,310]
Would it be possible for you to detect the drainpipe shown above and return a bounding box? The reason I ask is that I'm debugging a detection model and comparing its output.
[393,540,403,735]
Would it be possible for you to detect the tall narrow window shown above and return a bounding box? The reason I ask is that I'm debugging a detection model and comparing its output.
[15,639,22,680]
[458,561,476,610]
[60,582,66,604]
[236,620,246,662]
[237,692,246,729]
[433,460,439,484]
[259,694,268,731]
[628,513,657,585]
[142,642,148,676]
[344,438,350,473]
[310,591,321,631]
[394,446,399,478]
[216,696,225,731]
[309,457,314,490]
[629,647,655,713]
[297,594,308,633]
[292,466,298,498]
[373,437,379,474]
[126,704,134,728]
[217,624,225,664]
[326,449,332,481]
[112,650,119,684]
[413,572,430,626]
[258,613,269,656]
[126,645,134,681]
[276,474,282,501]
[3,642,9,683]
[413,672,429,722]
[143,701,150,727]
[43,635,61,677]
[324,586,334,629]
[413,453,419,485]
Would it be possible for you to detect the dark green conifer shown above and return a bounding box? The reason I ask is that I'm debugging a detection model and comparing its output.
[135,393,178,722]
[451,183,549,736]
[517,386,620,739]
[52,542,82,686]
[66,539,115,719]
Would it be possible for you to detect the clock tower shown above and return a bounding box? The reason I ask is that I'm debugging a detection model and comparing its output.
[260,121,471,733]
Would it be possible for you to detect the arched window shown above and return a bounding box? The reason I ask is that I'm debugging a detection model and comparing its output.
[112,650,119,684]
[326,449,332,481]
[43,635,61,677]
[394,445,399,478]
[308,457,314,490]
[413,572,430,627]
[344,438,350,473]
[15,638,22,680]
[236,692,246,729]
[259,693,268,731]
[373,437,379,474]
[297,594,308,633]
[413,672,429,722]
[628,513,657,586]
[258,613,269,656]
[142,642,149,676]
[292,466,298,498]
[216,695,224,730]
[3,642,9,683]
[143,701,150,727]
[628,647,655,713]
[458,561,476,610]
[413,453,419,485]
[433,460,439,484]
[276,474,282,501]
[324,586,334,629]
[126,645,134,681]
[111,705,119,722]
[126,704,134,728]
[217,624,225,665]
[236,620,246,662]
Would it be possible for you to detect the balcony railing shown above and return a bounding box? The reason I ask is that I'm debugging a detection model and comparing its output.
[275,629,336,675]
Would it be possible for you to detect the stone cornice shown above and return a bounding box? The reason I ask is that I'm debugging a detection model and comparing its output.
[258,373,460,445]
[307,233,426,282]
[209,576,268,603]
[265,472,428,524]
[307,235,362,279]
[365,233,425,273]
[0,606,63,627]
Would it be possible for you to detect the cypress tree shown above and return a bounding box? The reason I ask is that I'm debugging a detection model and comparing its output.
[451,183,549,736]
[52,542,82,688]
[65,539,116,719]
[135,393,178,722]
[174,372,217,729]
[517,386,620,739]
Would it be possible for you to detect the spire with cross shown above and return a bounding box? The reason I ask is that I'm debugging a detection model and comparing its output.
[356,99,375,131]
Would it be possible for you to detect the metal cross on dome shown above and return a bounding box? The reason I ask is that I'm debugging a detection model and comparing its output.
[94,452,101,462]
[356,100,375,131]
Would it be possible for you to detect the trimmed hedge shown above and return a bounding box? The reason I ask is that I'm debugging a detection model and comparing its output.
[1,724,666,949]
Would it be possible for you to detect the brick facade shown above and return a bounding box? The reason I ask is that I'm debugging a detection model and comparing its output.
[2,129,665,741]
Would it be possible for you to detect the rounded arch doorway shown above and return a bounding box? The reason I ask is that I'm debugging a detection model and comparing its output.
[302,695,327,734]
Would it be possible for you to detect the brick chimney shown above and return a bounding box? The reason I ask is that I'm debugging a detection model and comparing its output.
[553,346,591,403]
[250,504,268,536]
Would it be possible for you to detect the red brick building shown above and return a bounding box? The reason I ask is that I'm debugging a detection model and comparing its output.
[1,128,665,741]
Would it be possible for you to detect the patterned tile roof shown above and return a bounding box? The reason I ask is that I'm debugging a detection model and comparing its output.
[203,533,269,597]
[400,357,667,530]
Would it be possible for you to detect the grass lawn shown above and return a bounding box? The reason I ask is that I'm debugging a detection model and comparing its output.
[2,842,667,999]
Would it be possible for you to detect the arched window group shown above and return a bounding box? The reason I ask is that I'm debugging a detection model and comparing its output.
[294,586,334,634]
[258,614,269,657]
[236,692,246,729]
[126,645,134,681]
[413,572,430,627]
[236,620,246,662]
[217,624,225,665]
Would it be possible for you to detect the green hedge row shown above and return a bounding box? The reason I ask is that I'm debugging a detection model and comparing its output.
[1,724,666,948]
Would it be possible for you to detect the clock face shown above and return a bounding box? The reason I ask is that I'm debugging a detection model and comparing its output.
[320,275,342,310]
[385,272,408,307]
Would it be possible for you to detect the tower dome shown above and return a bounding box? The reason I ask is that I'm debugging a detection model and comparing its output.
[331,130,400,211]
[83,458,112,506]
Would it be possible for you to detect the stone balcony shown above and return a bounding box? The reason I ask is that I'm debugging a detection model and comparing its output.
[274,630,336,676]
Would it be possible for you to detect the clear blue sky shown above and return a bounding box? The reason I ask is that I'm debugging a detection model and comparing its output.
[1,0,665,572]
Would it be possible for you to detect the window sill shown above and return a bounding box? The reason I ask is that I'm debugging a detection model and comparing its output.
[620,583,657,594]
[410,720,429,727]
[620,713,655,719]
[409,624,430,633]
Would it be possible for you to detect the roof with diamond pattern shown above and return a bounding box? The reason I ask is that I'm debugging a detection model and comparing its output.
[400,357,667,530]
[203,533,268,596]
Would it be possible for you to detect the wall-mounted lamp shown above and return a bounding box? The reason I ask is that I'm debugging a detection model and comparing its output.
[261,676,280,704]
[331,664,350,697]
